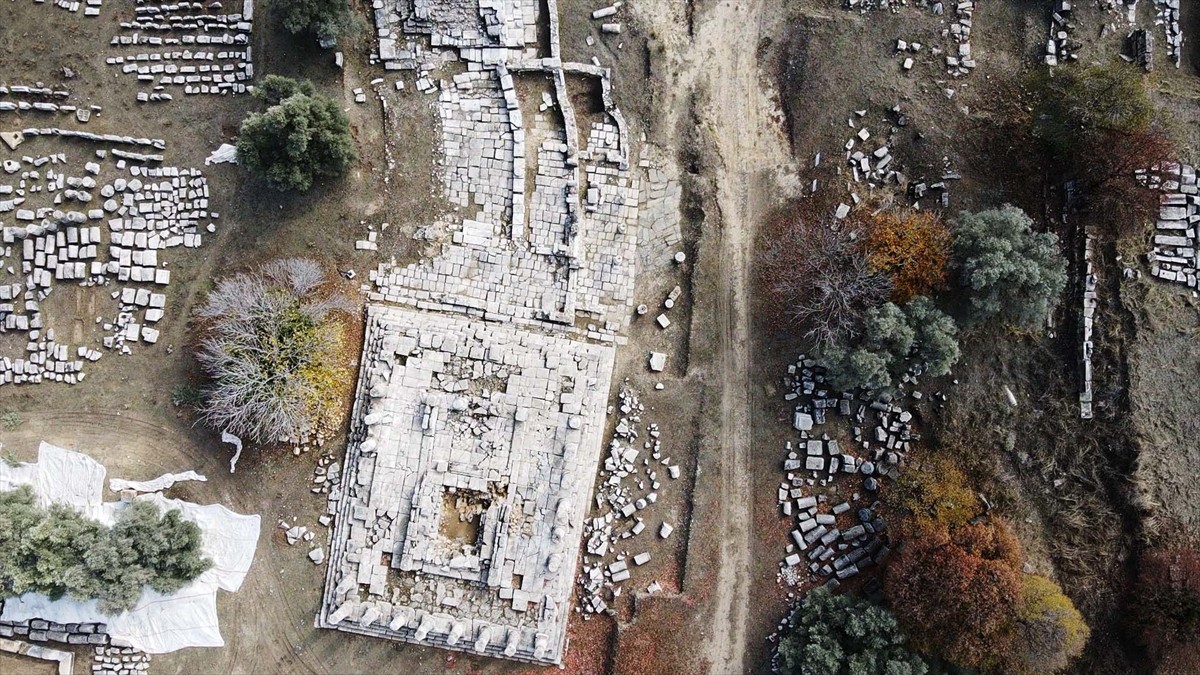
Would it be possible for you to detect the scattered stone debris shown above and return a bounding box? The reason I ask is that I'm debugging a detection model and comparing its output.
[1142,163,1198,287]
[0,140,216,386]
[29,0,104,18]
[833,106,955,213]
[104,0,255,101]
[846,1,976,76]
[577,387,678,618]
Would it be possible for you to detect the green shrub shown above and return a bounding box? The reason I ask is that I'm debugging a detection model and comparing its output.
[951,205,1066,327]
[237,76,355,192]
[776,587,928,675]
[0,486,211,614]
[905,296,960,377]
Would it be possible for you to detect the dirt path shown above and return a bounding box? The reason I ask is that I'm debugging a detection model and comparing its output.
[628,0,795,669]
[697,3,795,666]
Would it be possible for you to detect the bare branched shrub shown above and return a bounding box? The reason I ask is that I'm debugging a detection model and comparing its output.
[195,258,353,445]
[1131,538,1200,671]
[758,204,892,347]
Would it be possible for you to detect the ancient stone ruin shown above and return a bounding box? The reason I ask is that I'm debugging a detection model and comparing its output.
[317,0,642,665]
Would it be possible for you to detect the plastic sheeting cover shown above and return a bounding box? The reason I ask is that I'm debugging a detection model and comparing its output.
[0,442,260,653]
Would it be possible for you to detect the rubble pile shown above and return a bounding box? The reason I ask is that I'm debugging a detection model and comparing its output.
[1126,28,1154,71]
[279,511,330,566]
[576,387,679,616]
[842,112,895,188]
[944,0,976,76]
[832,107,955,216]
[1142,163,1198,287]
[775,355,939,588]
[1044,0,1078,66]
[0,137,215,385]
[844,0,909,13]
[105,0,255,101]
[842,1,976,76]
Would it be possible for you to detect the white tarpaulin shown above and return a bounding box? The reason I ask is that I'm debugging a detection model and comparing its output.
[110,471,207,494]
[203,143,238,166]
[0,442,260,653]
[0,442,107,519]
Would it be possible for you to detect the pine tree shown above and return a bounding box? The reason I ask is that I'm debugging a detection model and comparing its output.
[776,587,928,675]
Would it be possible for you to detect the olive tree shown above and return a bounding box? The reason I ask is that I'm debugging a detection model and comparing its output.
[951,205,1067,327]
[0,486,211,614]
[820,297,959,392]
[281,0,357,46]
[237,75,355,192]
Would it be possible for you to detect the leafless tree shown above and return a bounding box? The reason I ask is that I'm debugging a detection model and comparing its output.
[194,258,353,444]
[758,209,892,347]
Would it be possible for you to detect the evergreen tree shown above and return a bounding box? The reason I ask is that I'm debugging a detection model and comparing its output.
[281,0,356,45]
[237,76,355,192]
[820,297,960,391]
[776,587,928,675]
[951,206,1067,327]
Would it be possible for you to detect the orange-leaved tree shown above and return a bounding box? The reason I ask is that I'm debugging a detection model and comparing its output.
[863,209,951,303]
[884,519,1023,670]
